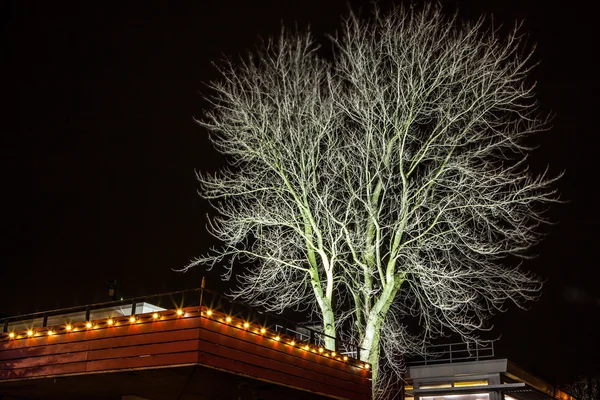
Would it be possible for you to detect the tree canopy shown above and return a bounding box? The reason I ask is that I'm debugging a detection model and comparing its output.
[185,4,559,396]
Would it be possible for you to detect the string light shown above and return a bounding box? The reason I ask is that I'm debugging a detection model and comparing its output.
[2,305,364,370]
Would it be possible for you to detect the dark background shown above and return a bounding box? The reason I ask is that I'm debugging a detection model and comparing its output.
[2,0,596,386]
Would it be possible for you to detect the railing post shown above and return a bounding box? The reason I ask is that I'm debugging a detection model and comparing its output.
[42,313,48,327]
[449,343,453,363]
[131,299,137,316]
[85,306,91,322]
[199,276,205,312]
[476,342,479,360]
[3,318,8,333]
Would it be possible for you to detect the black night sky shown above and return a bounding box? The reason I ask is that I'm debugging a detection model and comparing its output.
[2,0,596,386]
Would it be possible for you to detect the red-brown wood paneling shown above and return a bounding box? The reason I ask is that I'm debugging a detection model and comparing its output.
[0,307,371,399]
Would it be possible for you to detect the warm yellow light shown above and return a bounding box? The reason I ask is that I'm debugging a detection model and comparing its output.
[331,351,336,357]
[206,310,212,316]
[318,347,324,353]
[226,316,232,323]
[303,345,309,350]
[107,319,114,325]
[364,364,370,370]
[453,381,489,387]
[274,335,280,341]
[243,322,250,329]
[290,340,295,346]
[153,313,159,319]
[176,309,184,316]
[47,330,54,335]
[343,356,348,361]
[66,324,72,331]
[129,316,136,323]
[8,332,15,338]
[260,328,266,334]
[86,322,93,329]
[27,330,34,336]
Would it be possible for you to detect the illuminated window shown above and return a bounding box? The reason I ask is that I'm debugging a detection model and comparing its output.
[420,383,452,389]
[421,394,489,400]
[454,380,488,387]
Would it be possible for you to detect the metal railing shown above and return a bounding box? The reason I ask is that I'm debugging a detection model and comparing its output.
[0,282,363,358]
[407,342,494,365]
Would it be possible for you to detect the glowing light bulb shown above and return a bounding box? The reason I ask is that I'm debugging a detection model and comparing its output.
[8,332,15,339]
[290,340,295,346]
[66,324,72,331]
[225,316,232,323]
[331,352,336,357]
[86,322,93,329]
[364,364,370,370]
[27,330,34,337]
[206,310,212,316]
[176,309,184,316]
[47,330,54,335]
[107,319,114,325]
[343,356,348,361]
[274,335,280,341]
[243,322,249,329]
[318,348,324,353]
[129,316,136,323]
[303,345,309,351]
[152,313,159,319]
[260,328,266,334]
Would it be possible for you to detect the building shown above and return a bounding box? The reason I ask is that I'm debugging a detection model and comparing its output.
[404,344,576,400]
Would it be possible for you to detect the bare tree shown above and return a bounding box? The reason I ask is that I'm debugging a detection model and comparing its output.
[184,4,559,395]
[564,376,600,400]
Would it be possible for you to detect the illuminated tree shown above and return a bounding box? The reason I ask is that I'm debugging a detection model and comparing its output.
[184,4,559,395]
[564,376,600,400]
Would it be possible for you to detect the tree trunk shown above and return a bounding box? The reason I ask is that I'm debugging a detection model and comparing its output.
[322,303,336,350]
[360,314,382,384]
